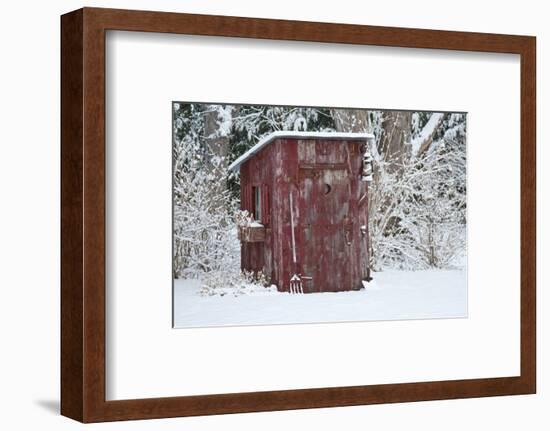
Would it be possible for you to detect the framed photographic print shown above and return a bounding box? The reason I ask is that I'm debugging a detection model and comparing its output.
[61,7,536,422]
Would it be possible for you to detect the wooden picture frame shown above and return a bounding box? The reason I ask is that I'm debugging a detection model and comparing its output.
[61,7,536,423]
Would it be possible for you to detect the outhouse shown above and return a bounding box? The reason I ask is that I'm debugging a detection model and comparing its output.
[228,131,375,293]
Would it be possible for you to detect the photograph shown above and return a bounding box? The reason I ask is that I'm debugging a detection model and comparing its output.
[172,103,468,328]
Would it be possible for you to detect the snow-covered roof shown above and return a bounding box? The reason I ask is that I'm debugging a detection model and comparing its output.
[228,130,375,171]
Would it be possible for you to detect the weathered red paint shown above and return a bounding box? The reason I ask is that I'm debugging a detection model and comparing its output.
[240,136,369,293]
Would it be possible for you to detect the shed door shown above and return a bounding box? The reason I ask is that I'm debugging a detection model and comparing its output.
[297,165,353,292]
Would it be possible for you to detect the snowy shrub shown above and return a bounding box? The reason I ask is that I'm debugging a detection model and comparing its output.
[172,105,240,280]
[173,105,274,296]
[369,132,467,270]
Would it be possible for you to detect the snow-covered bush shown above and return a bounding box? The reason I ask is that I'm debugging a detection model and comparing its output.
[173,105,271,296]
[173,150,233,274]
[172,105,238,280]
[369,131,467,270]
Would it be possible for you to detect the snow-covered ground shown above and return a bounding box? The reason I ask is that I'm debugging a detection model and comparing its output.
[173,269,467,328]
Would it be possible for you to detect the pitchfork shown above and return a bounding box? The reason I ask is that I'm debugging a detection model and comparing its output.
[289,192,304,294]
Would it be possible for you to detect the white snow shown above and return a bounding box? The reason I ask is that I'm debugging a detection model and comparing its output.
[173,269,467,328]
[228,130,375,171]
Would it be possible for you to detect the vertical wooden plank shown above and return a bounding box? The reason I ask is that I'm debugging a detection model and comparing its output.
[240,165,249,270]
[262,144,273,281]
[270,141,283,289]
[520,37,536,393]
[81,8,109,422]
[243,165,246,211]
[61,8,84,422]
[288,139,300,292]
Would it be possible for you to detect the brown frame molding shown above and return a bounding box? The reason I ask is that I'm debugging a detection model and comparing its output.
[61,7,536,423]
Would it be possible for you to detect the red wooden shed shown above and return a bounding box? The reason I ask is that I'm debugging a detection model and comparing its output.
[229,131,375,293]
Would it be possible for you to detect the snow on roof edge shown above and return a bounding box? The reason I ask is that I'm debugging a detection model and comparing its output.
[228,130,375,171]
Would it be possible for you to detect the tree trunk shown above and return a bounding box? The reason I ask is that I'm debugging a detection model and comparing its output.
[378,111,412,170]
[330,109,370,133]
[202,106,234,203]
[203,108,231,170]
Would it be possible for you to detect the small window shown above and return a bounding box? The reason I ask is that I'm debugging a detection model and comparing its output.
[253,186,262,222]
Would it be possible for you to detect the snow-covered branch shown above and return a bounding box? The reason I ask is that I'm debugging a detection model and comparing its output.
[410,112,445,157]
